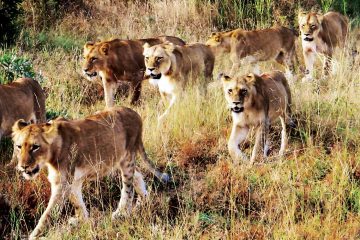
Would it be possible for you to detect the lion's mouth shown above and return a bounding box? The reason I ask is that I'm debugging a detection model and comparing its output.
[304,37,314,42]
[23,165,40,178]
[85,71,97,78]
[150,73,162,79]
[231,106,244,113]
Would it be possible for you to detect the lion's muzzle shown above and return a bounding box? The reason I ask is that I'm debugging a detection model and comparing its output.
[18,164,40,179]
[231,106,244,113]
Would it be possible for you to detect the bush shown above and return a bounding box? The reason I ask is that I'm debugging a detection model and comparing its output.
[0,52,39,84]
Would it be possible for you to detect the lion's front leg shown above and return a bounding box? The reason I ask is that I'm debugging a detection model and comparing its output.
[29,182,67,239]
[102,78,116,108]
[250,125,264,165]
[228,124,249,164]
[302,50,316,82]
[158,92,177,123]
[68,180,88,227]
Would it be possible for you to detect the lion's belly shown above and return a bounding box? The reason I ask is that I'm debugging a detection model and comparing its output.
[158,76,176,94]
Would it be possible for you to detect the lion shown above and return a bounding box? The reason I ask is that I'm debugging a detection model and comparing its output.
[11,107,169,239]
[219,71,292,164]
[0,78,46,142]
[298,11,348,82]
[206,26,298,79]
[82,36,185,108]
[143,42,214,121]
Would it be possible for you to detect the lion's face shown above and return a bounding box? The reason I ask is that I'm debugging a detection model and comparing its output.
[298,12,323,42]
[220,73,256,114]
[206,32,223,48]
[12,120,59,180]
[143,43,174,79]
[82,41,110,81]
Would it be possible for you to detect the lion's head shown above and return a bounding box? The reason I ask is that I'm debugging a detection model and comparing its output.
[205,32,232,53]
[11,118,73,180]
[82,41,110,81]
[219,73,257,114]
[143,42,175,79]
[298,12,323,42]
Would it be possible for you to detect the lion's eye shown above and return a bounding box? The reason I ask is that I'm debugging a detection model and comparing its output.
[156,57,163,62]
[90,57,97,62]
[241,89,248,95]
[32,144,40,152]
[311,25,316,29]
[145,57,149,60]
[227,89,233,94]
[16,145,22,150]
[301,24,305,28]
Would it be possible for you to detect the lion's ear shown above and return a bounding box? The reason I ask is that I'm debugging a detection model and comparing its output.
[43,121,79,144]
[218,73,231,82]
[100,43,110,55]
[245,73,256,85]
[143,42,150,49]
[298,9,307,20]
[164,43,175,53]
[12,119,29,133]
[84,41,94,55]
[316,14,324,24]
[43,121,60,144]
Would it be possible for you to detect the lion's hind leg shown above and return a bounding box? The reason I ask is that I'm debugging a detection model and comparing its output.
[279,115,288,157]
[112,152,135,219]
[68,173,89,226]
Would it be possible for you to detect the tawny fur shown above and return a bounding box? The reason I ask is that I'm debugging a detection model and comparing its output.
[298,11,348,81]
[143,42,214,122]
[82,36,185,107]
[206,26,298,77]
[220,71,292,164]
[11,107,168,239]
[0,78,46,142]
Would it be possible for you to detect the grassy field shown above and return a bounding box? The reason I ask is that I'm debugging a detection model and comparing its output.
[1,0,360,239]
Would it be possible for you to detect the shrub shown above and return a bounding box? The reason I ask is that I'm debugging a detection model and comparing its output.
[0,52,39,84]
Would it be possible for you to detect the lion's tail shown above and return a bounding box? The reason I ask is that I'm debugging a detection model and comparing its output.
[137,140,170,183]
[26,78,46,123]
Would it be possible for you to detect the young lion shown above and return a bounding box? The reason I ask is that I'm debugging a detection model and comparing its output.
[82,36,185,108]
[220,71,292,164]
[298,11,348,82]
[0,78,46,142]
[11,107,169,239]
[206,26,298,79]
[143,42,214,122]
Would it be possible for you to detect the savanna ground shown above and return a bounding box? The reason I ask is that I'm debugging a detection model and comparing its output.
[1,0,360,239]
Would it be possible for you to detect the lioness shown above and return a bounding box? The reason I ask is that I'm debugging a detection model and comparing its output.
[220,71,292,164]
[143,42,214,121]
[298,11,348,82]
[11,107,169,239]
[82,36,185,107]
[0,78,45,142]
[206,26,298,78]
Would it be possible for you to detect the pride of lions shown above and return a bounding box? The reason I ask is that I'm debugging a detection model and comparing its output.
[0,10,349,239]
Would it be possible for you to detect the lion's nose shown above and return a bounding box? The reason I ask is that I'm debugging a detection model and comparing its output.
[304,33,310,36]
[232,101,241,105]
[148,67,155,71]
[83,68,89,72]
